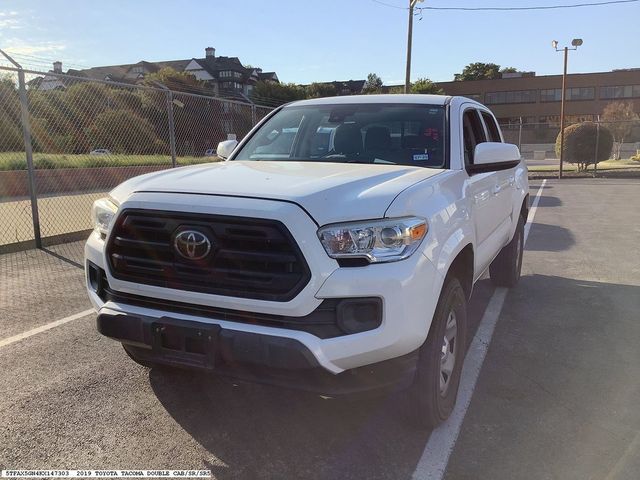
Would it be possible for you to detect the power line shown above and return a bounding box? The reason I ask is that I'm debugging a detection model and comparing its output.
[372,0,639,11]
[4,50,93,70]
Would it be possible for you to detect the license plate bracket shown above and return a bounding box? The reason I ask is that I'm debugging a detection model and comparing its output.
[152,318,220,369]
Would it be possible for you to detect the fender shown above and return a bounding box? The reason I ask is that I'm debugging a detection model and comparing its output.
[385,170,477,301]
[427,224,476,302]
[506,164,529,241]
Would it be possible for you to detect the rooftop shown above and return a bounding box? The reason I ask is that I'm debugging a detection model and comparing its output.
[289,94,453,107]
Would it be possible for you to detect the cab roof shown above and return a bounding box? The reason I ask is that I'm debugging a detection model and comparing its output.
[287,94,455,107]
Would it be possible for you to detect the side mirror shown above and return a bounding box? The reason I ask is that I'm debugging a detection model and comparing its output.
[468,142,521,174]
[216,139,238,160]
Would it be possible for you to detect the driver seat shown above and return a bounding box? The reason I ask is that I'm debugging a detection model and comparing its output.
[333,123,363,156]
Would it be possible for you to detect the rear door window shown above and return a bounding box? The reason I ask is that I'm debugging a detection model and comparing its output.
[481,111,502,142]
[462,109,486,165]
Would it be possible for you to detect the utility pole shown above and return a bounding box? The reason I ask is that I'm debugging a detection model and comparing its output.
[552,38,583,179]
[405,0,423,93]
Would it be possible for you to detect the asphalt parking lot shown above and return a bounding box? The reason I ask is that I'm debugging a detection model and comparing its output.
[1,178,638,480]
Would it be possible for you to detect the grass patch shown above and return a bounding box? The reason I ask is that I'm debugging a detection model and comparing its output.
[0,152,221,171]
[528,158,640,173]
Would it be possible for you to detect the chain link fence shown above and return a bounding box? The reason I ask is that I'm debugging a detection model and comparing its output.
[2,56,639,319]
[0,61,272,318]
[499,119,640,163]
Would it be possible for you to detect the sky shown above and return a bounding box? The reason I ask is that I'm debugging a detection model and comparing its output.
[0,0,639,85]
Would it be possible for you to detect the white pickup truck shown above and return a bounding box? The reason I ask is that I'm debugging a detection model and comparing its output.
[85,95,528,427]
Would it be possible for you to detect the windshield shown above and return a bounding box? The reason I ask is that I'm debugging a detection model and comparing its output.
[233,104,447,168]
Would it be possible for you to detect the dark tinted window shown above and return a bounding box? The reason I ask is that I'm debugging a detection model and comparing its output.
[481,112,501,142]
[462,109,486,165]
[600,84,640,99]
[234,104,447,168]
[567,87,595,101]
[485,90,537,104]
[540,88,562,102]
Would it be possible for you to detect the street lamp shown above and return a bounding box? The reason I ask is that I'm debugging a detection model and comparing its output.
[405,0,424,93]
[553,38,583,179]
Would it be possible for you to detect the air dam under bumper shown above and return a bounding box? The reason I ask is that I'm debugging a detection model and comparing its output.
[97,311,418,396]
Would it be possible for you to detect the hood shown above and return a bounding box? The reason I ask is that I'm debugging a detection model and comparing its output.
[110,161,443,225]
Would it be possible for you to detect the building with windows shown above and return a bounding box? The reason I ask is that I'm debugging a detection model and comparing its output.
[435,69,640,130]
[183,47,278,100]
[29,47,279,103]
[334,68,640,140]
[425,69,640,153]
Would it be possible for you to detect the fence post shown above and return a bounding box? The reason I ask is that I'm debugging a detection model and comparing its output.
[165,90,177,168]
[593,115,600,177]
[517,116,523,150]
[151,81,177,168]
[251,104,256,126]
[1,49,42,248]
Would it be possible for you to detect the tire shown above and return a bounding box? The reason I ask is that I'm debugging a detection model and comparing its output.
[407,277,468,429]
[122,344,158,369]
[489,214,525,287]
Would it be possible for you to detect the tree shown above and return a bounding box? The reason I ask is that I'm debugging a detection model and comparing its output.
[454,62,501,81]
[0,115,22,152]
[111,89,143,112]
[28,83,113,153]
[88,109,166,155]
[251,81,305,106]
[555,122,613,172]
[410,78,444,95]
[143,67,206,94]
[0,75,22,152]
[500,67,518,74]
[601,101,639,159]
[305,82,337,98]
[362,73,383,94]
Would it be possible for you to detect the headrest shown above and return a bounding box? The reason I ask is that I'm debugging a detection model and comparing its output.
[364,126,391,151]
[333,123,362,155]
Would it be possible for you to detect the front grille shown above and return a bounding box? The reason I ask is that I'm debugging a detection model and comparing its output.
[106,209,311,302]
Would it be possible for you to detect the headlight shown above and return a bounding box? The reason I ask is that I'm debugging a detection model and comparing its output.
[91,197,118,235]
[318,217,428,263]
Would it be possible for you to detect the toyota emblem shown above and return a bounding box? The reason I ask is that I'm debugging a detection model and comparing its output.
[174,230,212,260]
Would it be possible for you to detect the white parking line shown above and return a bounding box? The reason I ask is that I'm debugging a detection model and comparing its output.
[0,308,95,349]
[523,180,547,244]
[412,179,547,480]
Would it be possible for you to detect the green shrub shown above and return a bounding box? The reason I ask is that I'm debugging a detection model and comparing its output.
[0,116,22,152]
[87,109,167,154]
[555,122,613,172]
[33,156,58,169]
[3,157,26,170]
[0,152,219,171]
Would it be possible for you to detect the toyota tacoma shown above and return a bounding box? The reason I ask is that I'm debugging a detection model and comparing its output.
[85,95,528,427]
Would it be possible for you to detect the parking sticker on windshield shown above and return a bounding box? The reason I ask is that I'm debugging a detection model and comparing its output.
[412,153,429,161]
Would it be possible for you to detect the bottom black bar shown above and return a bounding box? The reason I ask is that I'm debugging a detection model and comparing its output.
[97,312,418,396]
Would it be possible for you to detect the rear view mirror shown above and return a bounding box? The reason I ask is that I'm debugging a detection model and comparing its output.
[216,139,238,160]
[468,142,521,174]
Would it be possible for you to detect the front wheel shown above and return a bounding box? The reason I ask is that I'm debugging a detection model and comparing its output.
[490,214,525,287]
[406,277,468,428]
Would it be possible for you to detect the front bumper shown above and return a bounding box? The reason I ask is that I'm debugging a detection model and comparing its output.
[98,310,418,396]
[86,192,444,382]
